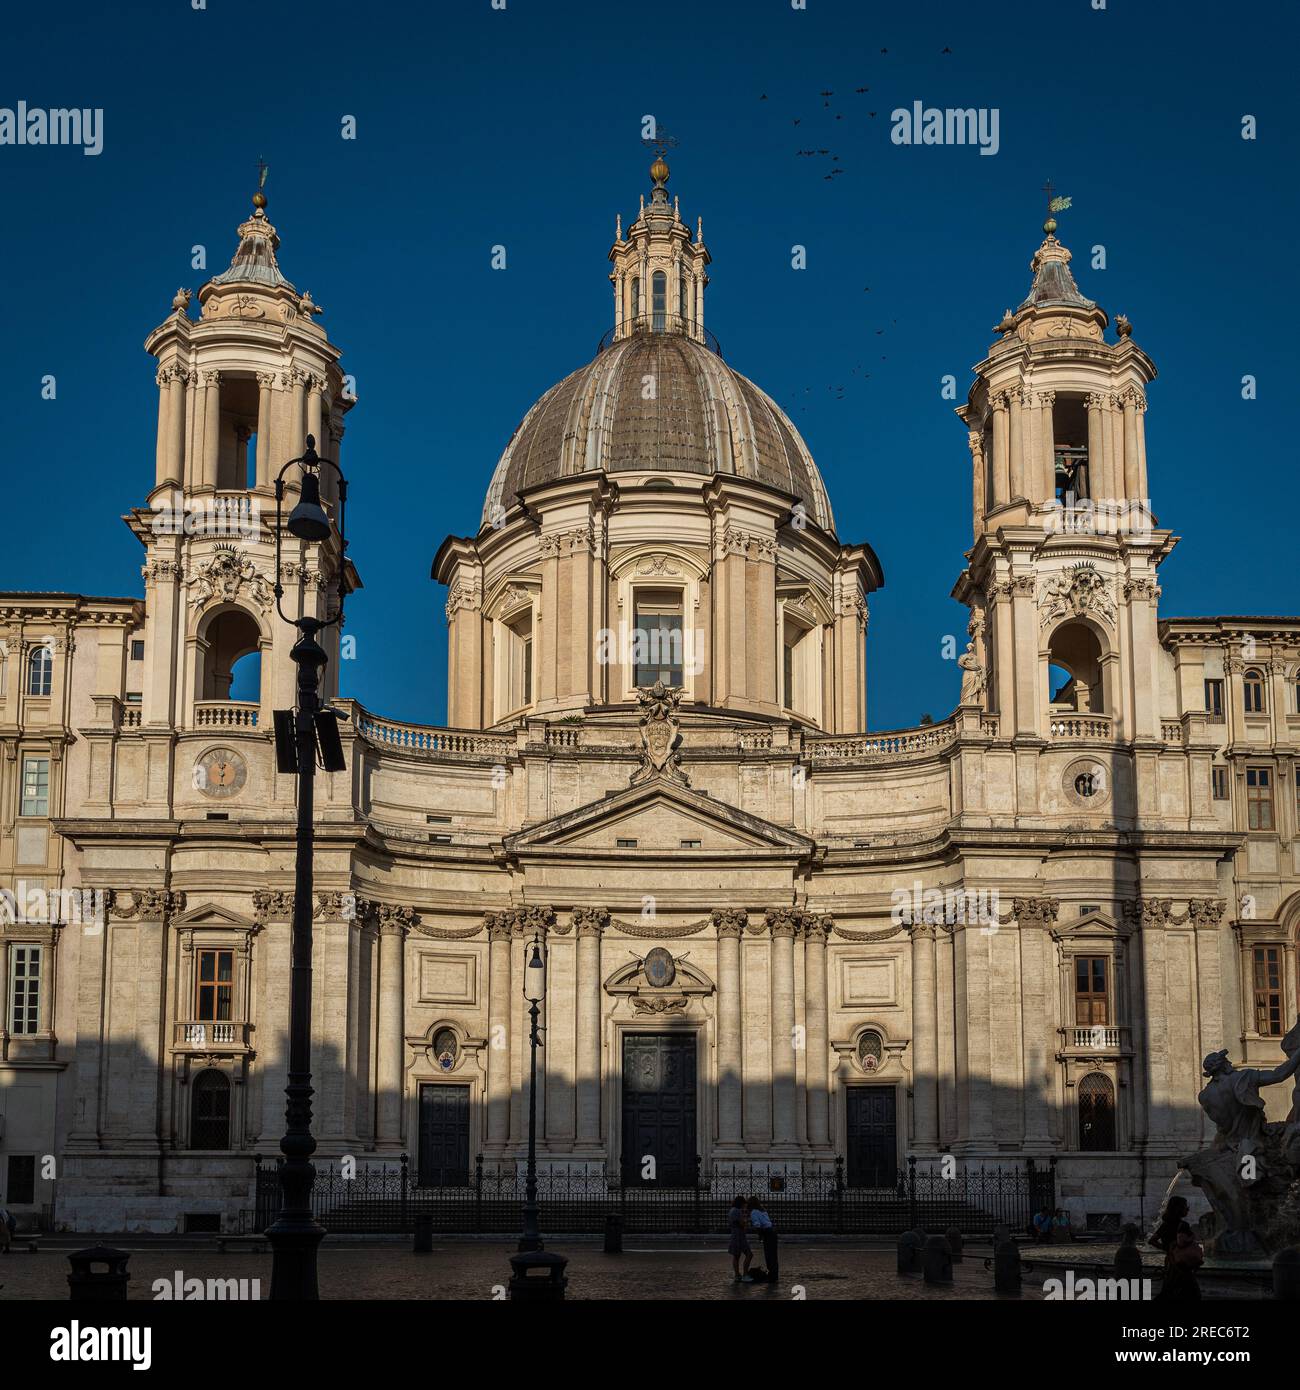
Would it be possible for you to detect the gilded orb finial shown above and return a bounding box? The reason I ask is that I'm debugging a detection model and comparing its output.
[650,154,670,187]
[1043,215,1056,237]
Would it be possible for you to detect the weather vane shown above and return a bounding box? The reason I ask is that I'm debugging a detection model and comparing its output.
[257,156,269,190]
[1042,179,1071,234]
[641,130,680,160]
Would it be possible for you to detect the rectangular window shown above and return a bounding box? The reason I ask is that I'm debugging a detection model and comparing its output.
[9,945,43,1034]
[20,757,49,817]
[680,839,701,849]
[6,1154,36,1205]
[522,634,533,707]
[1253,947,1283,1036]
[195,949,234,1022]
[634,592,684,688]
[783,641,795,710]
[1246,766,1274,831]
[1204,678,1224,719]
[130,640,145,661]
[1244,673,1265,714]
[616,838,638,849]
[1074,955,1109,1026]
[1211,766,1228,800]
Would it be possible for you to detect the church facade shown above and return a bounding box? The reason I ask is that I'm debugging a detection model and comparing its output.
[2,160,1298,1233]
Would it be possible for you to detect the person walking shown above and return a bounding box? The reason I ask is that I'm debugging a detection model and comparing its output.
[727,1194,754,1283]
[0,1203,13,1255]
[747,1199,779,1284]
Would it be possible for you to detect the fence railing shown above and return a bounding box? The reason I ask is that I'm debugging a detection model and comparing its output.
[251,1153,1054,1237]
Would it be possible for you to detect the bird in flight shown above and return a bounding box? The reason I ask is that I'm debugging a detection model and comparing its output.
[942,46,952,54]
[820,89,834,96]
[760,93,768,99]
[855,86,869,93]
[793,118,801,125]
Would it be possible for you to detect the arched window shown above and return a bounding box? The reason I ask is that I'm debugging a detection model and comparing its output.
[27,644,52,696]
[191,1069,231,1150]
[631,277,640,320]
[652,270,666,331]
[433,1027,459,1072]
[856,1029,884,1072]
[199,609,262,704]
[1078,1072,1115,1152]
[678,269,689,325]
[1243,669,1266,714]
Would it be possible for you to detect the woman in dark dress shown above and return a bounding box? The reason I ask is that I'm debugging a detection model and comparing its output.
[728,1194,753,1283]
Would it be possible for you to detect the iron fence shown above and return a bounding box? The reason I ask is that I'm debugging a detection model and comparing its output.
[252,1153,1055,1237]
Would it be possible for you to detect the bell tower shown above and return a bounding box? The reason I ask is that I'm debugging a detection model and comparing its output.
[952,200,1176,748]
[130,179,356,789]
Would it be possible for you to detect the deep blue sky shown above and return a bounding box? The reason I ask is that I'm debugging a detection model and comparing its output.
[2,0,1295,729]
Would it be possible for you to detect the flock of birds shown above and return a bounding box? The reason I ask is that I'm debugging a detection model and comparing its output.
[757,51,955,414]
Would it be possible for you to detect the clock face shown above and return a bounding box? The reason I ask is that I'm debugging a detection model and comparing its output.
[196,747,247,799]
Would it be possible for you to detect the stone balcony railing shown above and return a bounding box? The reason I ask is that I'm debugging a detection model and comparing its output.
[805,718,958,763]
[354,708,515,757]
[1047,713,1112,740]
[194,700,260,729]
[1062,1025,1129,1051]
[173,1020,252,1051]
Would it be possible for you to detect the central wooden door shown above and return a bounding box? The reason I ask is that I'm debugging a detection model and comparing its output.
[621,1033,697,1186]
[845,1086,897,1188]
[417,1083,470,1187]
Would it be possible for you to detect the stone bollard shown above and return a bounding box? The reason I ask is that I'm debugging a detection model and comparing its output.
[1273,1248,1300,1299]
[993,1235,1022,1294]
[923,1234,954,1285]
[897,1229,923,1274]
[603,1213,624,1255]
[413,1214,434,1254]
[508,1249,568,1301]
[946,1226,964,1263]
[67,1244,131,1302]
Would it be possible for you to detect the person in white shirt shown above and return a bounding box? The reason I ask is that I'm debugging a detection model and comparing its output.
[747,1199,778,1283]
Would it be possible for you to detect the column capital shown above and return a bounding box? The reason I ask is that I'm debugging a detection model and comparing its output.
[573,906,610,938]
[256,370,277,389]
[711,908,748,938]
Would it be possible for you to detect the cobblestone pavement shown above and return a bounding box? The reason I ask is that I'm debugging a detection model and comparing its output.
[0,1239,1038,1301]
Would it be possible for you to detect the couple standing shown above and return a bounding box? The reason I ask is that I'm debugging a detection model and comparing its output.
[728,1195,779,1284]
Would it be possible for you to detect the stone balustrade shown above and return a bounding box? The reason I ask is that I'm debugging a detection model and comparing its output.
[1048,714,1112,740]
[806,719,957,762]
[194,700,260,729]
[173,1020,251,1050]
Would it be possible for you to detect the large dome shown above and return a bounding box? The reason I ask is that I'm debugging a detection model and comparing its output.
[481,329,836,533]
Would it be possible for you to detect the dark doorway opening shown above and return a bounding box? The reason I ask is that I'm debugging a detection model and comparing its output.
[846,1086,897,1187]
[621,1033,697,1186]
[418,1083,470,1186]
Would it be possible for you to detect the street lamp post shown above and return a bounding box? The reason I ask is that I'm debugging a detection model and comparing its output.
[519,936,546,1253]
[265,434,349,1301]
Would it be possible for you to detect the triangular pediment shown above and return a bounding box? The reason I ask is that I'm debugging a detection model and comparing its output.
[1051,909,1130,941]
[503,777,814,858]
[171,901,256,931]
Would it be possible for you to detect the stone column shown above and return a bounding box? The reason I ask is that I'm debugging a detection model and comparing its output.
[287,368,307,456]
[1007,387,1025,499]
[1086,393,1107,500]
[168,368,188,487]
[255,372,275,488]
[307,375,324,448]
[1016,899,1057,1150]
[201,370,222,489]
[154,369,172,488]
[804,914,830,1149]
[1122,390,1140,499]
[1038,389,1056,505]
[1134,395,1149,504]
[967,430,986,538]
[768,909,799,1150]
[486,914,512,1153]
[715,910,745,1150]
[990,392,1010,506]
[574,908,607,1150]
[375,911,407,1147]
[909,922,940,1150]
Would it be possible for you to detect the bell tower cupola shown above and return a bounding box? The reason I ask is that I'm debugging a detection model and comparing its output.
[608,156,711,343]
[952,196,1176,749]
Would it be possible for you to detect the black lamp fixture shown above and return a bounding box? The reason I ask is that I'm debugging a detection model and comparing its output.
[265,433,350,1301]
[519,935,546,1253]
